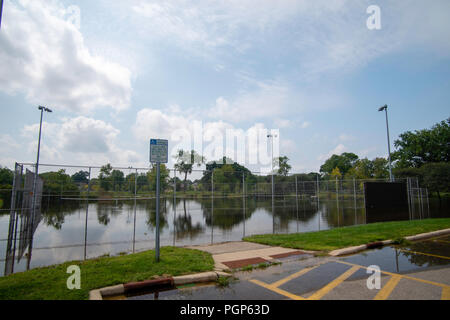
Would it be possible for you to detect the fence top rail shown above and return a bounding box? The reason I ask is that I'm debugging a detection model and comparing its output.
[17,162,208,172]
[15,162,416,183]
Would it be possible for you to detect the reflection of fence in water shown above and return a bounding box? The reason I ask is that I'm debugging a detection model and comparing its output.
[4,163,43,276]
[6,163,431,221]
[2,162,432,275]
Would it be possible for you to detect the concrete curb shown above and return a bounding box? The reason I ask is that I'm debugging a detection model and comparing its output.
[328,228,450,257]
[89,271,231,300]
[404,228,450,241]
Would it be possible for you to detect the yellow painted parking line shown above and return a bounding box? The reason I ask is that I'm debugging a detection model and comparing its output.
[249,279,306,300]
[307,266,360,300]
[433,239,450,245]
[416,234,450,243]
[270,266,318,288]
[250,258,450,301]
[395,248,450,260]
[336,260,450,289]
[442,287,450,300]
[374,275,402,300]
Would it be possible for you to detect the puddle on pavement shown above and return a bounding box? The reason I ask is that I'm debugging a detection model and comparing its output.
[115,236,449,300]
[123,282,218,300]
[340,236,450,276]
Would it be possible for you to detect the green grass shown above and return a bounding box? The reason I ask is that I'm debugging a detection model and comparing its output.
[0,246,214,300]
[216,276,232,287]
[243,218,450,252]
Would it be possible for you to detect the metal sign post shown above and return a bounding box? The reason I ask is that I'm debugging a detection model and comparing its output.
[150,139,168,262]
[0,0,4,29]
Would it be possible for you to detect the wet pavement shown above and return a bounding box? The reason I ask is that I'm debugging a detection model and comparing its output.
[127,234,450,300]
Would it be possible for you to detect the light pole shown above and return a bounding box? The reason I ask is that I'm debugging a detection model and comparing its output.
[267,133,277,233]
[31,106,52,219]
[378,105,393,182]
[267,133,278,190]
[0,0,4,29]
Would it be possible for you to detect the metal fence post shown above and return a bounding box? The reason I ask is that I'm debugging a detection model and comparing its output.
[362,181,367,224]
[173,169,176,200]
[419,187,423,220]
[133,168,137,253]
[211,170,215,244]
[406,177,412,220]
[242,172,246,237]
[353,178,357,224]
[84,167,91,260]
[295,175,299,232]
[155,163,160,262]
[317,175,320,205]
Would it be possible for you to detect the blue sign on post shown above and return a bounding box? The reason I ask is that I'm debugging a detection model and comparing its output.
[150,139,168,164]
[149,139,168,263]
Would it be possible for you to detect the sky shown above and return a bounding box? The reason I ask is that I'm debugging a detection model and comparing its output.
[0,0,449,175]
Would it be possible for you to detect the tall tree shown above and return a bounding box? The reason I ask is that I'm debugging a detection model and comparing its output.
[174,150,205,190]
[393,118,450,168]
[330,167,342,179]
[147,164,170,193]
[320,152,359,176]
[274,156,291,176]
[111,170,125,191]
[420,162,450,201]
[71,171,89,184]
[372,157,389,179]
[99,164,113,191]
[0,166,13,185]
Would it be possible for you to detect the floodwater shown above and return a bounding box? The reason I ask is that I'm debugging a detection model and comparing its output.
[0,195,448,276]
[128,235,450,301]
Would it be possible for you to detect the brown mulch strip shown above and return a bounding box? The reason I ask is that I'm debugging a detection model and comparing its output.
[269,251,305,259]
[222,257,268,269]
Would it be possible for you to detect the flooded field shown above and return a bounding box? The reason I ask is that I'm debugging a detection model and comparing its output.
[1,195,448,276]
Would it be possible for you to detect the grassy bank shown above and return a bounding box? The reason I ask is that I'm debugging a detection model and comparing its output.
[0,247,214,300]
[243,218,450,252]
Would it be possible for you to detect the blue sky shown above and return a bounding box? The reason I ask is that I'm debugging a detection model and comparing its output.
[0,0,449,174]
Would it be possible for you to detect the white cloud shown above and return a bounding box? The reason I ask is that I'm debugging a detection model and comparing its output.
[209,81,289,123]
[129,0,303,54]
[300,121,311,129]
[132,107,278,169]
[338,133,356,142]
[317,144,347,162]
[274,119,292,129]
[21,116,140,166]
[0,0,132,113]
[133,108,191,142]
[128,0,450,78]
[0,134,20,150]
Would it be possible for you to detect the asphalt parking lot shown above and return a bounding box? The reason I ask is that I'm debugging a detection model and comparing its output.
[128,235,450,300]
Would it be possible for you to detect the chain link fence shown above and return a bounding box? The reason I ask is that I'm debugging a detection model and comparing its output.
[0,162,434,276]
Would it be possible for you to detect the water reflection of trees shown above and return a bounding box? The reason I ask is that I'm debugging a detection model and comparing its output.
[41,200,82,230]
[96,201,123,226]
[397,243,450,267]
[173,199,204,240]
[200,197,256,230]
[271,198,318,232]
[30,196,368,238]
[193,196,323,232]
[130,199,169,231]
[319,200,366,228]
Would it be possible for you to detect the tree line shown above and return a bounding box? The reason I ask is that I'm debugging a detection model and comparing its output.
[0,118,448,203]
[318,118,449,199]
